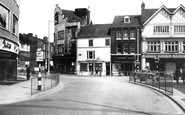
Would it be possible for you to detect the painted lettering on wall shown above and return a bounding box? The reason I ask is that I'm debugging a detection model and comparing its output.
[0,38,19,54]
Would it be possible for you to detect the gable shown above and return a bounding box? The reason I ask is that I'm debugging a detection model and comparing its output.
[172,7,185,24]
[145,8,171,25]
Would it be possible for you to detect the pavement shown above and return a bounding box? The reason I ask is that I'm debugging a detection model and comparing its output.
[0,74,63,105]
[1,75,185,113]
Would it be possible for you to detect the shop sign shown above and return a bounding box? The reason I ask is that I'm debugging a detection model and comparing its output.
[0,38,19,54]
[112,55,135,62]
[36,48,44,61]
[159,54,185,58]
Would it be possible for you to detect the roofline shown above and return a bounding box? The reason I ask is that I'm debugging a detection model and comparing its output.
[143,4,185,26]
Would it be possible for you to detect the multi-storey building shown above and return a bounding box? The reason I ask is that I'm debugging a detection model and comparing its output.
[110,15,141,75]
[53,5,90,73]
[141,2,185,74]
[0,0,19,80]
[76,24,111,76]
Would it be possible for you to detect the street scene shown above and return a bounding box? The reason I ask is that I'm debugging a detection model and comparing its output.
[0,76,184,115]
[1,0,185,114]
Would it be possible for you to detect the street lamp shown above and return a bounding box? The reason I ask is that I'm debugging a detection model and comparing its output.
[155,55,160,72]
[48,20,54,75]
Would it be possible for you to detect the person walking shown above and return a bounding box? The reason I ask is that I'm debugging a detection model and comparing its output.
[182,68,185,84]
[26,66,30,80]
[175,68,180,84]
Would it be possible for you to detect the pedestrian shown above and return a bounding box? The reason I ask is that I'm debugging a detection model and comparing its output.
[182,68,185,84]
[175,68,180,84]
[26,66,30,80]
[118,68,121,77]
[95,67,98,76]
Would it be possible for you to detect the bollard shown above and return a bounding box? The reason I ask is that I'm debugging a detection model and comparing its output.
[38,64,42,90]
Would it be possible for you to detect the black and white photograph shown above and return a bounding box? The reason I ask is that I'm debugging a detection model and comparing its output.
[0,0,185,114]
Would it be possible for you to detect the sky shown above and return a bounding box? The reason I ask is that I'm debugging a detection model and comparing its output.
[19,0,185,42]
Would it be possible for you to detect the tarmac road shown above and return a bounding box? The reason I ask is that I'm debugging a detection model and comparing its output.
[0,76,183,115]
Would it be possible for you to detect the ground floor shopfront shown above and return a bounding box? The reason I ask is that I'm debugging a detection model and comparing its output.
[76,60,111,76]
[111,55,141,76]
[142,54,185,75]
[53,55,76,74]
[0,51,17,80]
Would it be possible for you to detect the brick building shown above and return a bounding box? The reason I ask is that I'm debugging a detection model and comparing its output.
[0,0,19,80]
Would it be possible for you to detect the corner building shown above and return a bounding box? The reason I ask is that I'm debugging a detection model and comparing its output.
[0,0,19,79]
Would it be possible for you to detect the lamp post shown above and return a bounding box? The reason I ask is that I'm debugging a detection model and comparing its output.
[48,20,54,75]
[155,55,160,72]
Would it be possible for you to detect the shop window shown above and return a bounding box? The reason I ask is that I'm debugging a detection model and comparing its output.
[0,4,9,30]
[130,43,136,54]
[80,63,87,71]
[13,14,18,36]
[165,41,178,52]
[89,39,93,47]
[87,51,95,59]
[123,43,128,54]
[147,41,160,52]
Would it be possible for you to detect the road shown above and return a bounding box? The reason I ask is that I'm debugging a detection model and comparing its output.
[0,76,183,115]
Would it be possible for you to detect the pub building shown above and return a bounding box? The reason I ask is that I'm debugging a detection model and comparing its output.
[110,15,141,75]
[141,2,185,75]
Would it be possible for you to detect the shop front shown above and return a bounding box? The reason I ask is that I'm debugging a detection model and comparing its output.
[0,38,19,80]
[111,55,140,76]
[145,54,185,75]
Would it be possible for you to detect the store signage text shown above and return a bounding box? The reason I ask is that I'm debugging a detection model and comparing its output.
[0,38,18,54]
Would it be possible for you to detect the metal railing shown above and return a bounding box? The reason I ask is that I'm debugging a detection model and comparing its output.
[129,71,173,95]
[31,74,60,95]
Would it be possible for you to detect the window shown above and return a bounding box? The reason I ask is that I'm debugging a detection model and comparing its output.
[117,44,122,54]
[80,63,87,71]
[123,43,128,54]
[105,39,110,46]
[87,51,95,59]
[58,31,65,40]
[154,26,169,34]
[174,26,185,33]
[116,30,122,40]
[13,15,18,35]
[58,44,64,54]
[71,28,76,39]
[0,4,9,30]
[54,12,59,25]
[183,42,185,52]
[130,43,136,54]
[130,29,136,40]
[147,41,160,52]
[165,41,178,52]
[123,30,129,40]
[124,16,130,23]
[89,40,93,47]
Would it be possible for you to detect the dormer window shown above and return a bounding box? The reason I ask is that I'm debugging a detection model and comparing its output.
[124,16,130,23]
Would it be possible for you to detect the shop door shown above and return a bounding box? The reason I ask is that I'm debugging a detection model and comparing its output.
[89,63,94,75]
[106,63,110,75]
[165,62,176,75]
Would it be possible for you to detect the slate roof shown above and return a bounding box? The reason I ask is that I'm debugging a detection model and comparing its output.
[62,9,82,23]
[111,15,141,28]
[142,8,176,24]
[78,24,111,38]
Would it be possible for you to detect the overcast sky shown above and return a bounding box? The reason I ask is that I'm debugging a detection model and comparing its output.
[19,0,185,41]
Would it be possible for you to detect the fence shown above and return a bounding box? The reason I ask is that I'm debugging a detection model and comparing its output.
[31,74,60,95]
[129,71,173,95]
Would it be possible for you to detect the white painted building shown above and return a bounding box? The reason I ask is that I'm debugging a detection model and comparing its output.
[76,24,111,76]
[141,2,185,74]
